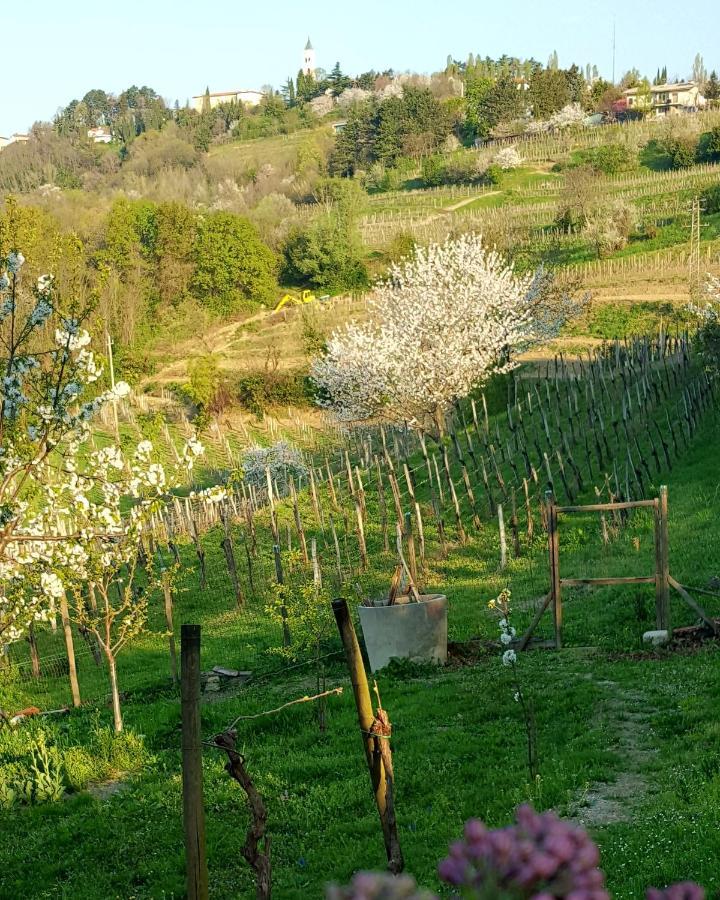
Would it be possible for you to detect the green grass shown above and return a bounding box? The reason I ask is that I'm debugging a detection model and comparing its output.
[1,360,719,898]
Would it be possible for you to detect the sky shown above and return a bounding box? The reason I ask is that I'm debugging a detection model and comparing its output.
[1,0,718,135]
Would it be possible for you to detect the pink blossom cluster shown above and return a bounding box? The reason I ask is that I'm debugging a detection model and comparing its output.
[325,871,435,900]
[438,805,608,899]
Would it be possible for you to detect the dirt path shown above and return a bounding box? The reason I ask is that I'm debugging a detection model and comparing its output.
[139,308,271,389]
[444,191,501,213]
[568,676,657,827]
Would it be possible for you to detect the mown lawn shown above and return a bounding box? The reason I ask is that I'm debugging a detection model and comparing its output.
[1,410,719,899]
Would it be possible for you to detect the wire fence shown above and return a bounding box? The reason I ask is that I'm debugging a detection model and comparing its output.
[2,334,718,709]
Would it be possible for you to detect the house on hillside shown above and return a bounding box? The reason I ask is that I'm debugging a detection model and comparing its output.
[0,133,29,151]
[623,81,706,116]
[191,89,264,112]
[87,125,112,144]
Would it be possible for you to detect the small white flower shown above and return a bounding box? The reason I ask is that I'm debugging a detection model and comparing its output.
[111,380,131,400]
[0,273,10,291]
[502,649,517,667]
[500,631,513,645]
[37,274,53,293]
[513,691,520,703]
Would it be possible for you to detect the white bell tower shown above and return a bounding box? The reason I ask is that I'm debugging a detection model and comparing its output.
[303,37,316,78]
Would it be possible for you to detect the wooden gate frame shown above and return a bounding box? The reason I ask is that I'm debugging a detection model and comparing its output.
[520,487,671,651]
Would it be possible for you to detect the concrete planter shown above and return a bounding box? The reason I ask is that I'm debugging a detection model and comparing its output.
[358,594,448,673]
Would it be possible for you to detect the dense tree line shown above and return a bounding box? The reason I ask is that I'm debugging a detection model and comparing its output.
[329,87,452,175]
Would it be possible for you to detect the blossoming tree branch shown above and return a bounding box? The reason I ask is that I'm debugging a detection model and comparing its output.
[0,240,203,728]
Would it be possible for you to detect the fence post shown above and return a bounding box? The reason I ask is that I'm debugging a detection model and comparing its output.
[181,624,209,900]
[162,573,179,685]
[331,599,403,873]
[654,485,671,631]
[546,491,562,649]
[273,544,292,647]
[498,504,507,570]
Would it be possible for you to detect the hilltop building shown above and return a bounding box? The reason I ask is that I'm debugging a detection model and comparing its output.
[0,133,29,151]
[303,36,316,77]
[190,89,264,113]
[623,81,706,115]
[87,125,112,144]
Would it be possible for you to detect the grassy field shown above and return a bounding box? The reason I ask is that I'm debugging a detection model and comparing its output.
[1,359,719,898]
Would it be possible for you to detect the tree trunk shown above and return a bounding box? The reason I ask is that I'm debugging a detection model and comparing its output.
[60,592,81,708]
[103,647,123,733]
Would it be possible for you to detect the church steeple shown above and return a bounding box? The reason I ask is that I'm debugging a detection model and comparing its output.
[302,37,316,78]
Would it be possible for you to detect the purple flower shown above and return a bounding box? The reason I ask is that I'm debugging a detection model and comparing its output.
[646,883,705,900]
[437,805,609,899]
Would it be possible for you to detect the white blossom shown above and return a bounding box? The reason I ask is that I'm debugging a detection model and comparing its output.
[0,246,205,650]
[502,649,517,666]
[312,234,583,434]
[40,572,64,599]
[494,146,522,170]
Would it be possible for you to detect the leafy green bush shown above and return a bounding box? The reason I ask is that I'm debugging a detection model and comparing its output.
[484,164,503,186]
[191,212,278,314]
[0,721,150,807]
[701,184,720,214]
[386,231,417,263]
[697,126,720,163]
[235,371,312,416]
[659,136,698,169]
[281,218,368,292]
[576,143,636,174]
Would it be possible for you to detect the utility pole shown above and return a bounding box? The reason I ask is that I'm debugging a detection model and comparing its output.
[688,196,707,299]
[612,21,616,84]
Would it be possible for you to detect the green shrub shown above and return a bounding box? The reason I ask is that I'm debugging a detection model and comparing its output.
[421,154,446,187]
[387,231,417,263]
[697,126,720,163]
[701,184,720,214]
[62,748,97,792]
[235,371,312,416]
[484,164,503,186]
[578,143,636,175]
[281,218,368,292]
[191,211,278,314]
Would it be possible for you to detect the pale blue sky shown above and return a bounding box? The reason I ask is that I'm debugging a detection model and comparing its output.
[2,0,718,135]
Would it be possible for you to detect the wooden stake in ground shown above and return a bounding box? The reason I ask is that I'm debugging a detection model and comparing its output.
[654,485,670,631]
[180,624,209,900]
[162,572,179,685]
[331,599,404,874]
[546,492,562,650]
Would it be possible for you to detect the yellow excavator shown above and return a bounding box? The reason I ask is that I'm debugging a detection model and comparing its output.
[274,289,316,312]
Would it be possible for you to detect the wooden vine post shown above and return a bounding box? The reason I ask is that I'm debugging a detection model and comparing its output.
[546,491,562,650]
[162,572,179,685]
[331,599,404,874]
[180,624,209,900]
[654,484,671,631]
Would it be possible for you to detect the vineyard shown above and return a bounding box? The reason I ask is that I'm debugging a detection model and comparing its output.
[2,325,720,897]
[2,92,720,900]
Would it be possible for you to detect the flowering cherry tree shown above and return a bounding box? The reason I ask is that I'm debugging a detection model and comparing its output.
[311,234,586,437]
[494,146,523,170]
[0,242,203,730]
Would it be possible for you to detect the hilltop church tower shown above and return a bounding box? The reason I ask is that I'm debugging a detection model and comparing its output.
[302,37,316,78]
